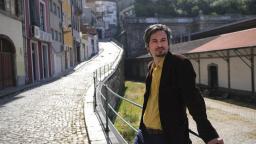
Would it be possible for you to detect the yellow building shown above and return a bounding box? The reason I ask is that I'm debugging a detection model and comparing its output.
[62,0,73,68]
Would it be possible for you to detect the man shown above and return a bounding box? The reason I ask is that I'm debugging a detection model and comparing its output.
[134,24,224,144]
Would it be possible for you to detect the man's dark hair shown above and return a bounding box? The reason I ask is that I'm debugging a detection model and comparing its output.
[143,24,172,48]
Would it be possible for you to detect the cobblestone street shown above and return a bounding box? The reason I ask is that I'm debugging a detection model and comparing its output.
[0,42,121,144]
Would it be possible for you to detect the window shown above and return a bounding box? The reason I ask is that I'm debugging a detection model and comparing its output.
[49,0,52,12]
[55,30,58,41]
[51,28,54,40]
[39,2,46,31]
[15,0,19,16]
[62,12,64,22]
[53,2,56,15]
[57,6,60,18]
[0,0,5,10]
[59,32,61,42]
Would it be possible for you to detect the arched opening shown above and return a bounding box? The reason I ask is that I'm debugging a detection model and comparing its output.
[0,35,16,90]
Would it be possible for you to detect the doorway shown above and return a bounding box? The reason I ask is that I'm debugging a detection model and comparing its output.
[41,43,49,79]
[31,41,39,82]
[208,64,218,88]
[0,36,15,90]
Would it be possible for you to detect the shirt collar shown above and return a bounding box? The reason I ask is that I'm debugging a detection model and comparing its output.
[153,56,165,69]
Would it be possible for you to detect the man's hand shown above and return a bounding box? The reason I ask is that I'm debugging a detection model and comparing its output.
[207,138,224,144]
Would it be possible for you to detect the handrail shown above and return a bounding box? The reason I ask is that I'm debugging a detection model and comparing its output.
[103,84,143,109]
[107,98,139,133]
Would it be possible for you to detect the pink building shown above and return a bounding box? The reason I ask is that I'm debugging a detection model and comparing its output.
[24,0,52,84]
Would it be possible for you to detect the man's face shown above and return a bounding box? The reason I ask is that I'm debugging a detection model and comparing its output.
[147,30,169,58]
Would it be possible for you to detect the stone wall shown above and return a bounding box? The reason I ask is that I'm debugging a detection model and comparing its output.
[120,15,249,58]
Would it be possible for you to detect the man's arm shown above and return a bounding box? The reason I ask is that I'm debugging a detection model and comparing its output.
[178,59,222,143]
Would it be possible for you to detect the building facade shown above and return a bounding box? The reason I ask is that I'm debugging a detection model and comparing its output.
[0,0,25,90]
[62,0,73,68]
[85,0,117,39]
[186,28,256,102]
[71,0,82,64]
[0,0,98,91]
[24,0,52,84]
[49,0,65,76]
[80,0,99,60]
[62,0,82,67]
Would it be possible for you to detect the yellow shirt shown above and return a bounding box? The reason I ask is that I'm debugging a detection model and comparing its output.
[143,57,165,130]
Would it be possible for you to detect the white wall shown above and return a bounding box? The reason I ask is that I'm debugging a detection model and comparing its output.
[230,57,251,91]
[0,13,25,86]
[200,58,228,88]
[188,50,254,92]
[190,59,199,83]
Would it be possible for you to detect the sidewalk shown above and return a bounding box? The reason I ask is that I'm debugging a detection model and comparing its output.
[84,84,107,144]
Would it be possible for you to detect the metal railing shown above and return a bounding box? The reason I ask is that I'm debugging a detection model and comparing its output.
[93,58,140,143]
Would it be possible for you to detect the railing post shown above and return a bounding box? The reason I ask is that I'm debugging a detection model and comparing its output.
[104,65,106,76]
[96,69,98,82]
[93,72,97,112]
[105,85,110,144]
[108,64,110,73]
[99,67,101,81]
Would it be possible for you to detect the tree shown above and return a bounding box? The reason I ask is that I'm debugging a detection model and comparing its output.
[134,0,256,17]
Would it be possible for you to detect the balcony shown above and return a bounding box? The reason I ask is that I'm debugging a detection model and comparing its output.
[32,25,52,42]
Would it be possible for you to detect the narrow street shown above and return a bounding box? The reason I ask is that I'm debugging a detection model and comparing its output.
[0,42,121,144]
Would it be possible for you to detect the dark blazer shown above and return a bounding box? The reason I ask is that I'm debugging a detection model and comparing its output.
[139,52,219,144]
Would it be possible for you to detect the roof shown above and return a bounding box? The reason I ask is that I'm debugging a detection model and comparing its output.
[171,36,218,54]
[188,28,256,53]
[191,17,256,40]
[136,53,151,59]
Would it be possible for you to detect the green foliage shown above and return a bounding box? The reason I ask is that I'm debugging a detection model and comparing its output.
[114,81,145,143]
[135,0,256,17]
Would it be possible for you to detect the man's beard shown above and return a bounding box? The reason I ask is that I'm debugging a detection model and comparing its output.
[155,48,167,57]
[155,53,166,57]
